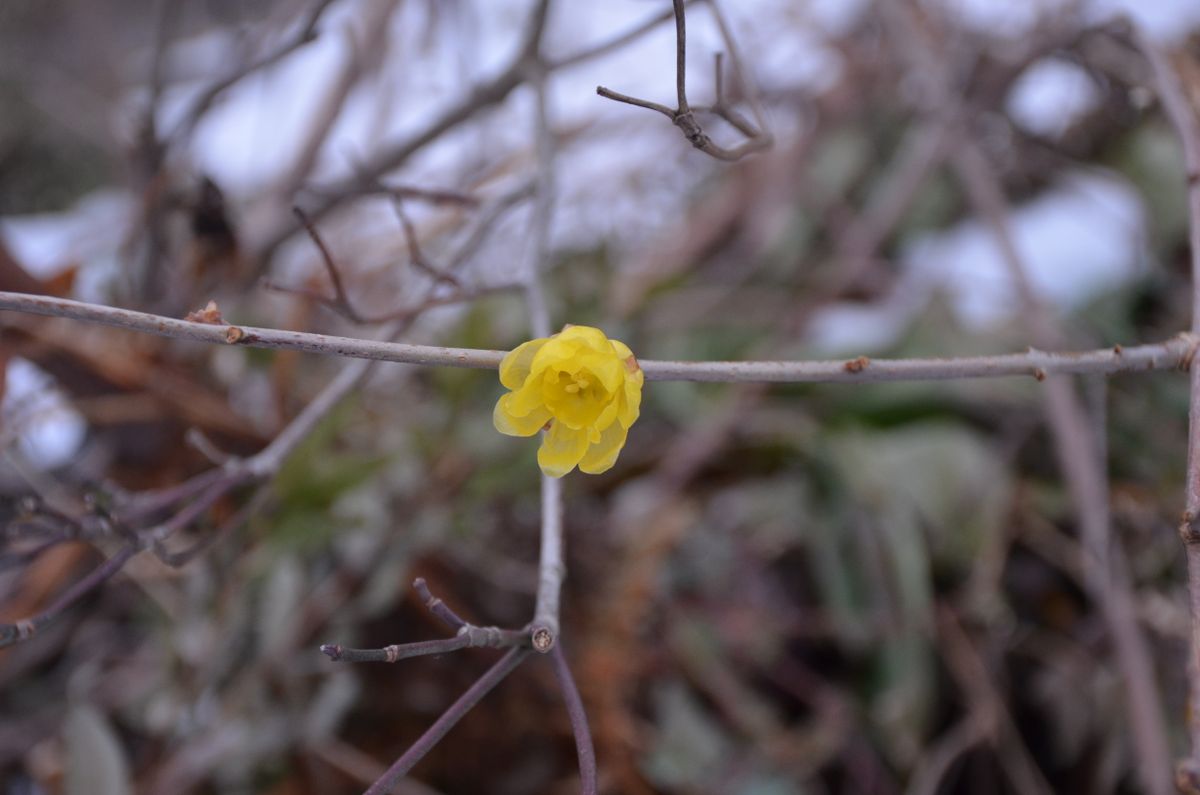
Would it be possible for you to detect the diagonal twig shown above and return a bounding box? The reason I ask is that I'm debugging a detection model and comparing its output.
[362,647,530,795]
[551,644,597,795]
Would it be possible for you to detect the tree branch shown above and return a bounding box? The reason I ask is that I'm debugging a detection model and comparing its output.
[168,0,339,144]
[362,647,530,795]
[1,291,1194,383]
[1137,30,1200,793]
[321,578,528,664]
[550,644,597,795]
[595,0,771,161]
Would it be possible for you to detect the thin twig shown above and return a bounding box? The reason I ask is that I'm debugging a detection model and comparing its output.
[269,184,531,324]
[935,606,1054,795]
[872,4,1173,790]
[595,0,771,161]
[531,474,563,653]
[321,578,528,664]
[550,644,598,795]
[881,2,1174,788]
[949,118,1175,795]
[522,70,567,656]
[0,243,486,648]
[388,197,461,287]
[0,291,1195,382]
[152,486,270,568]
[704,0,768,135]
[169,0,338,144]
[253,0,551,270]
[1137,30,1200,792]
[549,2,697,70]
[673,0,689,113]
[362,647,530,795]
[276,206,472,323]
[292,206,364,322]
[0,544,137,646]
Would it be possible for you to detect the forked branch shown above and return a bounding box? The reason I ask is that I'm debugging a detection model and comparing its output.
[596,0,771,161]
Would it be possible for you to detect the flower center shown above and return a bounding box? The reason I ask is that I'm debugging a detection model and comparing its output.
[563,374,591,395]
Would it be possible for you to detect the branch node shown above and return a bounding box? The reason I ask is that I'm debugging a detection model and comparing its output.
[1032,368,1047,382]
[1181,513,1200,545]
[224,326,245,344]
[531,625,555,653]
[843,355,870,374]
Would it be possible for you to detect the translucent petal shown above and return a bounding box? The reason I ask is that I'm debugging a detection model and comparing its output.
[576,351,622,393]
[499,338,548,390]
[557,325,611,352]
[619,370,643,428]
[593,400,619,433]
[610,339,634,360]
[538,422,590,478]
[531,338,583,376]
[579,421,629,475]
[493,396,550,437]
[507,374,547,417]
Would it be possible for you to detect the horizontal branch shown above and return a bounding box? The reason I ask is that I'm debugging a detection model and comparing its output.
[320,579,528,664]
[0,292,1195,384]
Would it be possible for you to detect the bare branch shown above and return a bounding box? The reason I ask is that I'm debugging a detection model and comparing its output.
[526,74,565,654]
[292,206,365,323]
[881,3,1173,789]
[549,3,694,71]
[531,474,563,653]
[152,486,270,568]
[550,645,597,795]
[673,0,689,114]
[1,291,1195,383]
[1136,30,1200,792]
[253,0,552,270]
[362,647,530,795]
[0,257,477,647]
[593,87,674,119]
[0,544,137,646]
[321,578,528,665]
[595,0,771,161]
[388,197,461,288]
[169,0,339,144]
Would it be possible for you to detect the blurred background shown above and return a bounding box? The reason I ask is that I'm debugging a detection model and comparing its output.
[2,0,1200,792]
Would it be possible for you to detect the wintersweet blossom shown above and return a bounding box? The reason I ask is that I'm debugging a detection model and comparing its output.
[493,325,643,477]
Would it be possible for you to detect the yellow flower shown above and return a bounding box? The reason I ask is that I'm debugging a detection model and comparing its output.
[494,325,643,477]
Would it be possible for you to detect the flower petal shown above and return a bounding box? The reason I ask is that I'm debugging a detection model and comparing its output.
[500,338,548,390]
[619,370,644,428]
[576,351,622,393]
[507,373,547,417]
[531,338,583,377]
[593,400,619,433]
[493,395,550,437]
[538,422,590,478]
[557,325,611,353]
[579,421,629,475]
